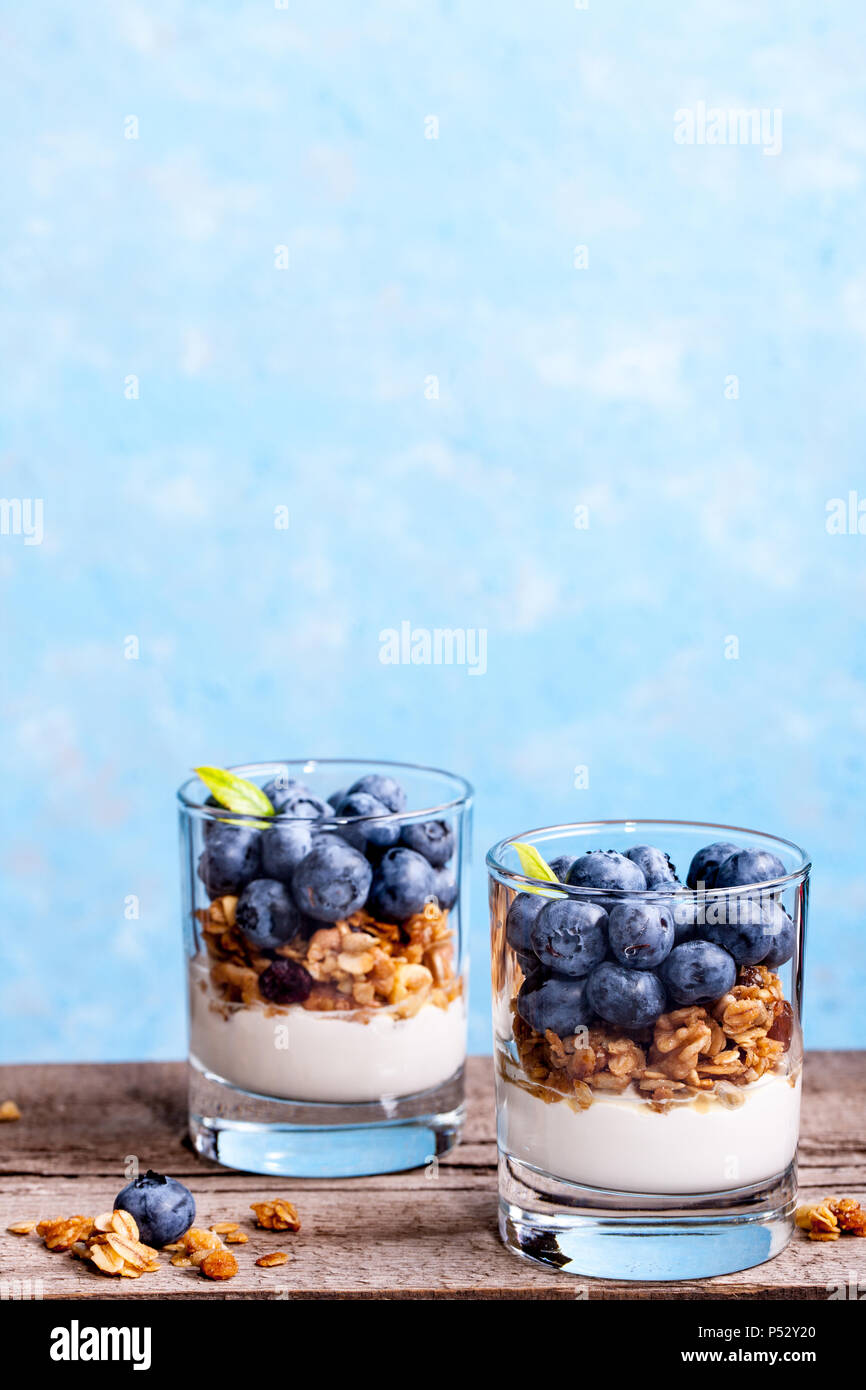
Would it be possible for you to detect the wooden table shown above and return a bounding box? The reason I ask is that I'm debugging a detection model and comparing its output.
[0,1054,862,1300]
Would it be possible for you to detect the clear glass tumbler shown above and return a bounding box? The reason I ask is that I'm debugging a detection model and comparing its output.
[179,759,472,1177]
[488,819,809,1280]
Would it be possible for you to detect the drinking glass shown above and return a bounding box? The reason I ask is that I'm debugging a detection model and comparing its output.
[488,819,808,1280]
[180,759,472,1176]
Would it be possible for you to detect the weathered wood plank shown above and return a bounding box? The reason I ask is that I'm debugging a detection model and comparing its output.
[0,1054,862,1298]
[0,1179,860,1301]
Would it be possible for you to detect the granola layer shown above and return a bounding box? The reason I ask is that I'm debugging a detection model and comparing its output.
[195,895,462,1019]
[507,964,795,1109]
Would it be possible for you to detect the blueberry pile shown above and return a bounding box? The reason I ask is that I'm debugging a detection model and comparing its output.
[198,770,458,1004]
[510,841,793,1037]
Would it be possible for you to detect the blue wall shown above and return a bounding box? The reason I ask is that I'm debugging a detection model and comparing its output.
[2,2,865,1060]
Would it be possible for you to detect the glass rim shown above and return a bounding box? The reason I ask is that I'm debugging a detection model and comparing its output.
[486,817,811,897]
[177,757,474,826]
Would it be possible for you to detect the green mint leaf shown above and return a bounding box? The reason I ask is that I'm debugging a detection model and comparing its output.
[511,841,565,895]
[195,766,275,819]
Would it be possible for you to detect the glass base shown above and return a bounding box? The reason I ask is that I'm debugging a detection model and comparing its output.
[499,1154,797,1281]
[188,1057,465,1177]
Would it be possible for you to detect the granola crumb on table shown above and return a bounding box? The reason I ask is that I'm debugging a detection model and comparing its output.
[250,1199,301,1232]
[796,1197,866,1240]
[507,965,795,1110]
[0,1100,21,1122]
[199,1248,239,1280]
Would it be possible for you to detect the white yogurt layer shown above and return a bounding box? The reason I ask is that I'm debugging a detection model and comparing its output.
[499,1069,801,1194]
[190,970,466,1103]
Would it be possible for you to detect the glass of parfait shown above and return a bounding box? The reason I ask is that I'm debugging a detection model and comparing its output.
[488,820,808,1281]
[179,759,471,1177]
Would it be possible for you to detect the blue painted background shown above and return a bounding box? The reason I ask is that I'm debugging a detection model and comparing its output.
[2,1,865,1061]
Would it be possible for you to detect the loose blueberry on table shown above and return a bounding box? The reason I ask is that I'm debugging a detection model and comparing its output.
[506,838,797,1110]
[115,1171,195,1247]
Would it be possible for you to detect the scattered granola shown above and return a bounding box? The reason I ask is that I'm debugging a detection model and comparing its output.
[8,1192,283,1282]
[256,1251,289,1267]
[0,1100,21,1122]
[508,964,795,1109]
[250,1200,301,1232]
[796,1196,866,1240]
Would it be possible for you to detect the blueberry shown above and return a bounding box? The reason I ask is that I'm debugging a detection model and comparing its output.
[399,819,455,867]
[114,1170,195,1248]
[262,774,306,813]
[236,878,303,950]
[197,823,261,898]
[367,847,435,923]
[625,845,678,888]
[278,788,331,820]
[585,962,667,1029]
[346,773,407,815]
[505,892,547,953]
[703,894,780,964]
[327,788,347,810]
[291,840,373,922]
[686,841,739,889]
[548,855,575,881]
[530,899,608,977]
[566,850,646,893]
[608,901,674,970]
[762,906,795,967]
[714,848,787,888]
[260,820,314,881]
[430,867,458,910]
[517,973,590,1036]
[258,958,313,1005]
[660,940,737,1005]
[335,792,401,850]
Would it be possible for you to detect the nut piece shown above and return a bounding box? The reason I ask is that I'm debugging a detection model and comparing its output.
[256,1251,289,1267]
[199,1249,238,1280]
[250,1200,301,1232]
[0,1101,21,1122]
